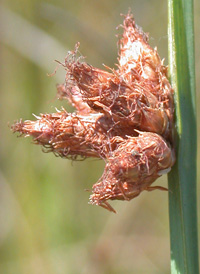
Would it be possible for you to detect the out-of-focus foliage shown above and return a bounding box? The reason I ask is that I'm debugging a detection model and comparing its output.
[0,1,199,273]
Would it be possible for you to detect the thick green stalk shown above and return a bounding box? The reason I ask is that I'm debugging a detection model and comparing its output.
[168,0,199,273]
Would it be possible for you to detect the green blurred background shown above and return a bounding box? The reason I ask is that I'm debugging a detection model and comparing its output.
[0,1,199,273]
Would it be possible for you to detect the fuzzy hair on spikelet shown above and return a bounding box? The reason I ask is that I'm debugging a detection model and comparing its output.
[12,12,175,213]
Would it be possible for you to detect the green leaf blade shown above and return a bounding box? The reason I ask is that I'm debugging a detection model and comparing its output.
[168,0,199,273]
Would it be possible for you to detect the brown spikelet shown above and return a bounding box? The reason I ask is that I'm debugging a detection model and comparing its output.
[12,111,128,159]
[90,132,175,212]
[12,11,175,213]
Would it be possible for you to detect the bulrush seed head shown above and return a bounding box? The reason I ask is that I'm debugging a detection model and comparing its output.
[12,11,175,213]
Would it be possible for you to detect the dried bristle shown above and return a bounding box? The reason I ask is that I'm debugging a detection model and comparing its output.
[12,11,175,213]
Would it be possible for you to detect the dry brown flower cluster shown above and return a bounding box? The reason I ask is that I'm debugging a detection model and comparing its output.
[12,12,175,213]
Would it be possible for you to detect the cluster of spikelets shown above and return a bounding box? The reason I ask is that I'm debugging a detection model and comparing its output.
[12,12,175,213]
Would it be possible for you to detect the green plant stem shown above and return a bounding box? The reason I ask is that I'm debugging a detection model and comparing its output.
[168,0,199,273]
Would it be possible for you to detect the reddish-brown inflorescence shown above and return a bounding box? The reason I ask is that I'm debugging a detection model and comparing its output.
[12,12,175,213]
